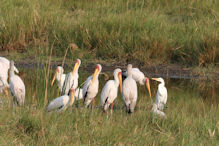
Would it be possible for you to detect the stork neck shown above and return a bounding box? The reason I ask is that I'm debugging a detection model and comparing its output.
[72,68,79,75]
[56,72,62,81]
[114,74,119,86]
[160,82,165,86]
[127,69,132,78]
[9,66,15,77]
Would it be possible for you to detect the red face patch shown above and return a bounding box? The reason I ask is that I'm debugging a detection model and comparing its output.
[70,88,74,92]
[95,65,100,71]
[76,59,80,64]
[145,77,149,83]
[118,72,122,76]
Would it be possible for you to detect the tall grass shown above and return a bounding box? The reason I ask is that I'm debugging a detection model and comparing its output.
[0,66,218,145]
[0,0,218,66]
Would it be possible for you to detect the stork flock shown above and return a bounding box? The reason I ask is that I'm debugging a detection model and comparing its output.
[0,57,168,118]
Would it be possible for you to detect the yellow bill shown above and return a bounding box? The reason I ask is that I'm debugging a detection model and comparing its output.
[92,68,99,83]
[72,61,79,75]
[152,78,159,82]
[51,71,57,86]
[145,78,151,99]
[118,72,123,93]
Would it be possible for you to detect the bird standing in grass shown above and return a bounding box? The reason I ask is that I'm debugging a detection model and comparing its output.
[9,61,25,106]
[46,89,75,112]
[100,68,123,114]
[83,64,102,108]
[122,64,138,113]
[123,67,151,98]
[51,66,66,93]
[152,77,167,110]
[62,59,81,95]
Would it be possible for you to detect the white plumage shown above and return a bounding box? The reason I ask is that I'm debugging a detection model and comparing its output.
[9,61,25,106]
[75,88,83,100]
[51,66,66,93]
[83,64,102,108]
[46,89,75,112]
[152,78,167,110]
[0,62,9,93]
[62,59,81,95]
[152,104,166,118]
[122,64,138,113]
[0,57,19,74]
[100,68,122,113]
[123,68,145,85]
[123,67,151,98]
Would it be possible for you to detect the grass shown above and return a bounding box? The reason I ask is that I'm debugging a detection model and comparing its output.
[0,0,218,66]
[0,67,218,145]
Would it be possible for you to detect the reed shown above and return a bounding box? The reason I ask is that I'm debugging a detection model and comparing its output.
[0,0,218,66]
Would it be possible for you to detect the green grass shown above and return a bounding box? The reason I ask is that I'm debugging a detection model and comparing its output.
[0,0,218,66]
[0,68,218,145]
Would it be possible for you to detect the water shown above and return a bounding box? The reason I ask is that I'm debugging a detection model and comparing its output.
[14,68,218,107]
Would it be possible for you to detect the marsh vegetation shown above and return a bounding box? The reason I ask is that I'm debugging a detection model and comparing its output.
[0,67,218,145]
[0,0,218,66]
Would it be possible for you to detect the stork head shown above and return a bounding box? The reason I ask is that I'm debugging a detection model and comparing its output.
[92,64,102,83]
[51,66,63,86]
[72,59,81,75]
[57,66,64,74]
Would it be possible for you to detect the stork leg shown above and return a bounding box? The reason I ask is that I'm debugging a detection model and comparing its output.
[3,87,9,107]
[111,102,114,114]
[92,97,95,110]
[106,102,109,115]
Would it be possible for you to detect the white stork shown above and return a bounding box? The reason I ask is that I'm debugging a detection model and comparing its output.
[9,61,25,106]
[83,64,102,108]
[61,59,81,95]
[122,64,138,113]
[46,89,75,112]
[100,68,122,114]
[123,68,151,98]
[51,66,66,93]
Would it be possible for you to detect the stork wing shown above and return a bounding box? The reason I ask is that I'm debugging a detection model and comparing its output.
[100,81,112,106]
[123,68,145,85]
[82,76,92,101]
[61,73,70,95]
[47,95,69,112]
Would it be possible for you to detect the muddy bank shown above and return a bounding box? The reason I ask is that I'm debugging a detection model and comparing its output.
[14,59,219,83]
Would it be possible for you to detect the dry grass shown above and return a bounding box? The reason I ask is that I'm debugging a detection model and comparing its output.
[0,0,218,66]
